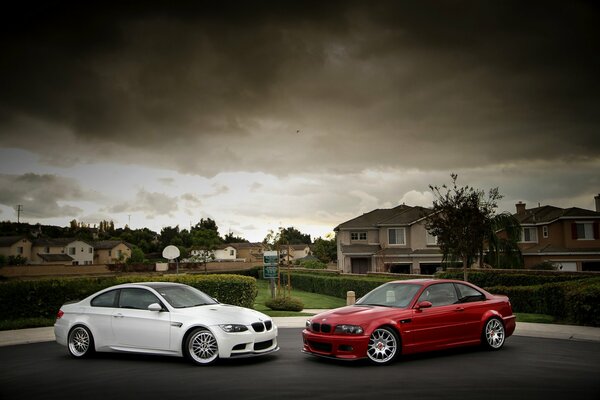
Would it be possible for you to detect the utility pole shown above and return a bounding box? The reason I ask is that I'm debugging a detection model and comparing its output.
[16,204,23,223]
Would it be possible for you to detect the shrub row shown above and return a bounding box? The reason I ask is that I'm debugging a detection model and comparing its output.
[436,270,594,287]
[0,274,257,321]
[486,277,600,327]
[280,273,405,299]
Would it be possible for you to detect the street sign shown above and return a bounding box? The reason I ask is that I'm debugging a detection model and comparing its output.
[263,250,278,279]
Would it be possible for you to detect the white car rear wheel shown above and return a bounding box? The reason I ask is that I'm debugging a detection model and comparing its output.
[68,325,94,358]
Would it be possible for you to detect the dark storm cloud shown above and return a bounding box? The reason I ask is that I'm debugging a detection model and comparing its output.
[106,189,178,217]
[0,0,598,176]
[0,173,86,218]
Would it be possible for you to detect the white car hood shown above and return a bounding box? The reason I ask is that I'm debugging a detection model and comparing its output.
[174,303,271,326]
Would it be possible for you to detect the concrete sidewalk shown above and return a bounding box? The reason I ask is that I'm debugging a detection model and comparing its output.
[1,312,599,347]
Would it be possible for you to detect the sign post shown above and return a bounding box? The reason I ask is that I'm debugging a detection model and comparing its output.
[263,250,278,299]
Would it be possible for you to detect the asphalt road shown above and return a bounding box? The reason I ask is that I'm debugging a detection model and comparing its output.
[1,328,599,400]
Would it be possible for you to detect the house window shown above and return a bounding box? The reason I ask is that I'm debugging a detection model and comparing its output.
[45,246,50,253]
[426,231,438,246]
[108,250,112,257]
[542,226,549,239]
[521,227,538,243]
[351,232,367,241]
[230,250,234,256]
[574,222,595,240]
[17,246,23,254]
[69,247,76,255]
[89,248,93,253]
[388,228,406,245]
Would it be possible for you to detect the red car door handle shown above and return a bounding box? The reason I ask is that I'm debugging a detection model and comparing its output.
[454,307,465,312]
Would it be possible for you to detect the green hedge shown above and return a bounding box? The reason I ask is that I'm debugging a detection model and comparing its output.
[436,270,593,287]
[280,273,408,299]
[486,277,600,327]
[0,274,257,321]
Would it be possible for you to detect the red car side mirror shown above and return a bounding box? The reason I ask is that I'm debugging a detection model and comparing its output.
[415,301,432,310]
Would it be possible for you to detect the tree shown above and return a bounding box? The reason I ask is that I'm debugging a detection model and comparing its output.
[278,227,311,245]
[484,212,523,268]
[191,226,223,273]
[160,226,181,249]
[426,174,502,281]
[263,226,311,249]
[128,246,146,264]
[313,235,337,263]
[223,231,248,244]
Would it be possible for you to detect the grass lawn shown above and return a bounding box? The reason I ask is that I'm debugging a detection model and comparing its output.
[515,313,556,324]
[255,279,345,317]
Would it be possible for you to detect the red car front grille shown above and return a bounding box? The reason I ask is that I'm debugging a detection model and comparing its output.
[311,323,332,333]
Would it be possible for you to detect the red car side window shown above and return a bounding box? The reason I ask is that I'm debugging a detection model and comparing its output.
[417,283,458,307]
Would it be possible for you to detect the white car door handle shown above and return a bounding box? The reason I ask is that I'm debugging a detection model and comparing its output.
[113,313,124,318]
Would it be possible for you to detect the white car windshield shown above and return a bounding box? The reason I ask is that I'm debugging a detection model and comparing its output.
[355,283,421,308]
[156,285,218,308]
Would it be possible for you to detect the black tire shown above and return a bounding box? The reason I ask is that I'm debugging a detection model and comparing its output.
[183,328,219,366]
[67,325,95,358]
[482,317,506,350]
[366,327,400,365]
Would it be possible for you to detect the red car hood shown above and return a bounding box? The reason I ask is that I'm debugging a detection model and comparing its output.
[310,305,410,326]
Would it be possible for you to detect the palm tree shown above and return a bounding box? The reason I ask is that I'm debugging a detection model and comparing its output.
[480,212,523,268]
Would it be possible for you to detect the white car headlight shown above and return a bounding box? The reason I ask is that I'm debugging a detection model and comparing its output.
[334,324,364,335]
[305,320,312,329]
[219,324,248,333]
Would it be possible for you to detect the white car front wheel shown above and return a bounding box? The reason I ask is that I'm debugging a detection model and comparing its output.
[184,328,219,365]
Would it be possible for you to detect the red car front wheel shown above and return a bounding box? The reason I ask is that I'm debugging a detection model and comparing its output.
[367,327,399,365]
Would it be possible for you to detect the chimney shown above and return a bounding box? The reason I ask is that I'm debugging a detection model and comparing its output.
[595,194,600,212]
[515,202,526,214]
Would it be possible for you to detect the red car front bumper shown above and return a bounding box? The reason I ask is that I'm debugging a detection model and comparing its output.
[302,329,370,360]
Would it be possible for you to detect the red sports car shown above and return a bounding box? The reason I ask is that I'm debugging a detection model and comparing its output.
[302,279,516,365]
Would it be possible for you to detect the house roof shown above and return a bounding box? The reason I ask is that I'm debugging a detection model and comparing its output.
[229,242,263,249]
[93,240,132,250]
[37,253,74,262]
[0,236,29,247]
[335,204,433,230]
[33,238,76,247]
[340,244,381,255]
[515,205,600,225]
[521,243,600,255]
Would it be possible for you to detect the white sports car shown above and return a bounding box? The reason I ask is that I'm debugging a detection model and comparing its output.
[54,282,278,365]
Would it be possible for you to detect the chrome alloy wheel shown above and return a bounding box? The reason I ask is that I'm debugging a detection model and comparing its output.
[485,318,505,349]
[68,326,92,357]
[367,328,398,364]
[188,329,219,364]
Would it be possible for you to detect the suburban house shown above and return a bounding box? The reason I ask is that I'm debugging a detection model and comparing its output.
[31,238,94,265]
[279,244,312,262]
[513,195,600,271]
[93,240,132,264]
[0,236,32,261]
[230,242,265,262]
[335,204,442,274]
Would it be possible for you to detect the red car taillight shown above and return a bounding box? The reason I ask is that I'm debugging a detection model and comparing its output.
[56,310,64,320]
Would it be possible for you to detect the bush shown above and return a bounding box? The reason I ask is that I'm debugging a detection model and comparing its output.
[487,277,600,326]
[281,273,400,299]
[265,296,304,311]
[297,260,327,269]
[0,274,258,322]
[531,261,558,270]
[436,269,592,287]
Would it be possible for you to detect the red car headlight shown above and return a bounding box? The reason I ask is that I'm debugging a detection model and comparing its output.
[334,324,364,335]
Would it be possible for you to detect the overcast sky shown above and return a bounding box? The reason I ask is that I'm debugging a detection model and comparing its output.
[1,1,599,242]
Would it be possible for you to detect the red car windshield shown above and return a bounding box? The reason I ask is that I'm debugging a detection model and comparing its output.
[355,283,421,308]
